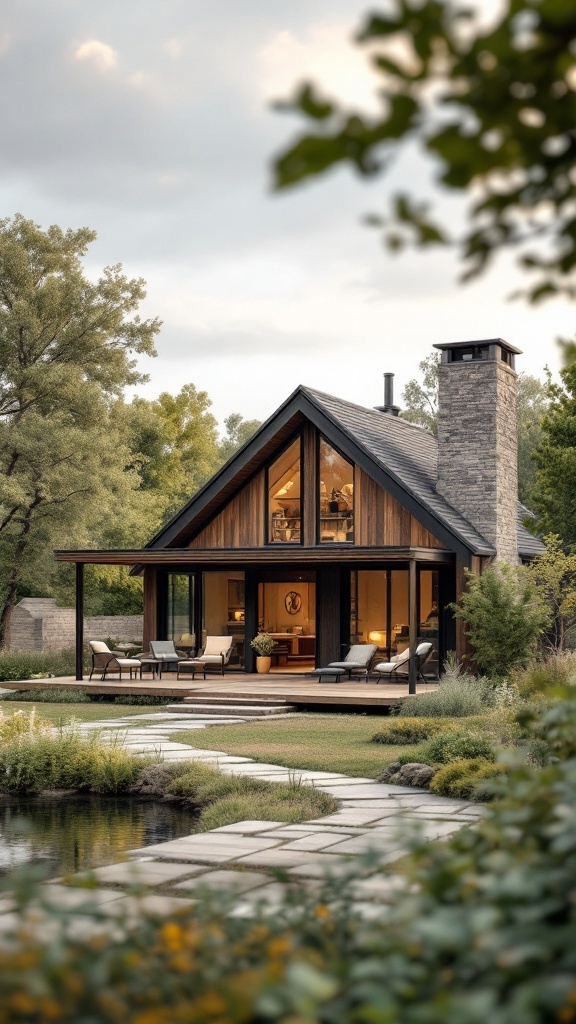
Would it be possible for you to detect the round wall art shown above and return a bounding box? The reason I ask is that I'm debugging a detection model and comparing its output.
[285,591,302,615]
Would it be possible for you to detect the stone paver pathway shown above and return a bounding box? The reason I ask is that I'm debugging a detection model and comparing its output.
[0,711,485,932]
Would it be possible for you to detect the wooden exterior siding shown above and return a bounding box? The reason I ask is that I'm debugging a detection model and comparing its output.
[355,467,446,549]
[189,471,266,549]
[187,459,446,552]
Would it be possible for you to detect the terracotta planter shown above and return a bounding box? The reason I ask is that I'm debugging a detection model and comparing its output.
[256,656,271,674]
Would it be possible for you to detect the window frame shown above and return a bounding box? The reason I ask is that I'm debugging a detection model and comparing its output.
[316,434,355,545]
[265,433,304,546]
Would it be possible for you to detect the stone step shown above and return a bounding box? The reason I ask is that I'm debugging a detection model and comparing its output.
[165,702,296,717]
[181,695,292,708]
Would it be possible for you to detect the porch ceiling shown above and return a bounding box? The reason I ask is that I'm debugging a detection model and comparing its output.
[54,546,454,566]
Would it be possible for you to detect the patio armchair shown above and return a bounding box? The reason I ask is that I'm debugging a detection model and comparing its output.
[88,641,142,681]
[177,635,234,679]
[373,642,434,684]
[148,640,188,673]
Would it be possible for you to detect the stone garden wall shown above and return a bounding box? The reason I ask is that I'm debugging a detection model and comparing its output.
[10,599,143,651]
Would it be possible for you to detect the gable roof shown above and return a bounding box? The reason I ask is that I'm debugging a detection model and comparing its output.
[147,383,540,560]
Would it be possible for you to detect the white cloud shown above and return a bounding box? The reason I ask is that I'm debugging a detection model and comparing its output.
[260,23,381,112]
[164,38,184,59]
[74,39,118,72]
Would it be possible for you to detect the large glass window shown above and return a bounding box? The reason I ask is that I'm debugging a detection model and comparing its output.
[202,571,245,666]
[319,438,354,543]
[268,438,301,543]
[167,574,195,650]
[419,569,439,676]
[350,570,408,658]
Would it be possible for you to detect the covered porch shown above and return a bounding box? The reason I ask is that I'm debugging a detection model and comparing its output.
[55,545,456,696]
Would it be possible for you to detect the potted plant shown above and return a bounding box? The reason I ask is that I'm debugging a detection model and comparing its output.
[250,632,274,674]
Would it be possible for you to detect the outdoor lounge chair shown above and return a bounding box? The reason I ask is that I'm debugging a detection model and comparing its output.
[373,642,434,684]
[312,643,378,683]
[148,640,187,673]
[177,635,235,678]
[88,641,142,681]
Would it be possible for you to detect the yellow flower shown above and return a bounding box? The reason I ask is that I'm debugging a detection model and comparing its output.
[9,991,36,1015]
[267,937,292,959]
[314,903,331,919]
[191,991,228,1017]
[160,921,184,952]
[39,998,61,1020]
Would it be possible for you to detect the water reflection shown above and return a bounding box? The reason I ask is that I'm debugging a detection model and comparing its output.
[0,796,196,878]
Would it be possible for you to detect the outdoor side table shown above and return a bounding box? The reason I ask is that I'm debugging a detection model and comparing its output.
[176,660,204,680]
[311,667,346,683]
[139,658,162,679]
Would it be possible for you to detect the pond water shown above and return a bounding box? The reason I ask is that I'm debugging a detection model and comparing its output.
[0,795,197,879]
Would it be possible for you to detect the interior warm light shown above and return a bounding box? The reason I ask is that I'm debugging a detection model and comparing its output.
[273,480,294,499]
[368,630,387,647]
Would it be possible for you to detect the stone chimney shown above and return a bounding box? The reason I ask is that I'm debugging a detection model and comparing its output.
[434,338,520,564]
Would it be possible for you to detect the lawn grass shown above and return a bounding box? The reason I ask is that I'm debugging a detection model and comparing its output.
[0,702,157,725]
[171,714,420,777]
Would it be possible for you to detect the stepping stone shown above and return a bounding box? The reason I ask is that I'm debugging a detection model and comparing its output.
[234,849,325,870]
[173,870,271,895]
[70,862,207,887]
[280,832,359,853]
[211,821,288,834]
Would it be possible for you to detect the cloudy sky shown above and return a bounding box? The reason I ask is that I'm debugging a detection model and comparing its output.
[1,1,569,427]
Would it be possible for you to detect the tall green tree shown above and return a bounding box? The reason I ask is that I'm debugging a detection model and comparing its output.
[0,215,160,645]
[218,412,261,464]
[527,534,576,651]
[123,389,260,526]
[401,352,440,435]
[517,369,550,507]
[532,364,576,545]
[273,0,576,328]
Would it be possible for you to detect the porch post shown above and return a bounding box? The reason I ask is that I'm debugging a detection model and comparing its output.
[408,558,417,695]
[75,562,84,681]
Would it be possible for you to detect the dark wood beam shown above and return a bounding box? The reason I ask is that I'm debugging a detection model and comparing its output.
[54,546,455,566]
[75,562,84,682]
[408,558,418,695]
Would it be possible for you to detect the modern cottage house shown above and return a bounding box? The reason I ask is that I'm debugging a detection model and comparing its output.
[56,338,544,683]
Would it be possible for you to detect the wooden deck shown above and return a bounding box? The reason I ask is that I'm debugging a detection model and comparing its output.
[3,672,438,710]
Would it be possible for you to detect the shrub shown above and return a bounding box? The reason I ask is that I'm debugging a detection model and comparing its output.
[418,731,495,765]
[396,677,489,718]
[1,686,91,703]
[372,718,456,745]
[395,730,495,769]
[430,757,504,800]
[0,649,76,682]
[514,650,576,697]
[0,725,145,795]
[0,705,50,742]
[452,563,549,677]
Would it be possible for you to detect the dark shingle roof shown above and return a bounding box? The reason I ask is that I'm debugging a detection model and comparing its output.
[517,504,546,558]
[302,386,534,559]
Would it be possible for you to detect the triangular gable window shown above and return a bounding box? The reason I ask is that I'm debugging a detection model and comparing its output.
[267,436,302,544]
